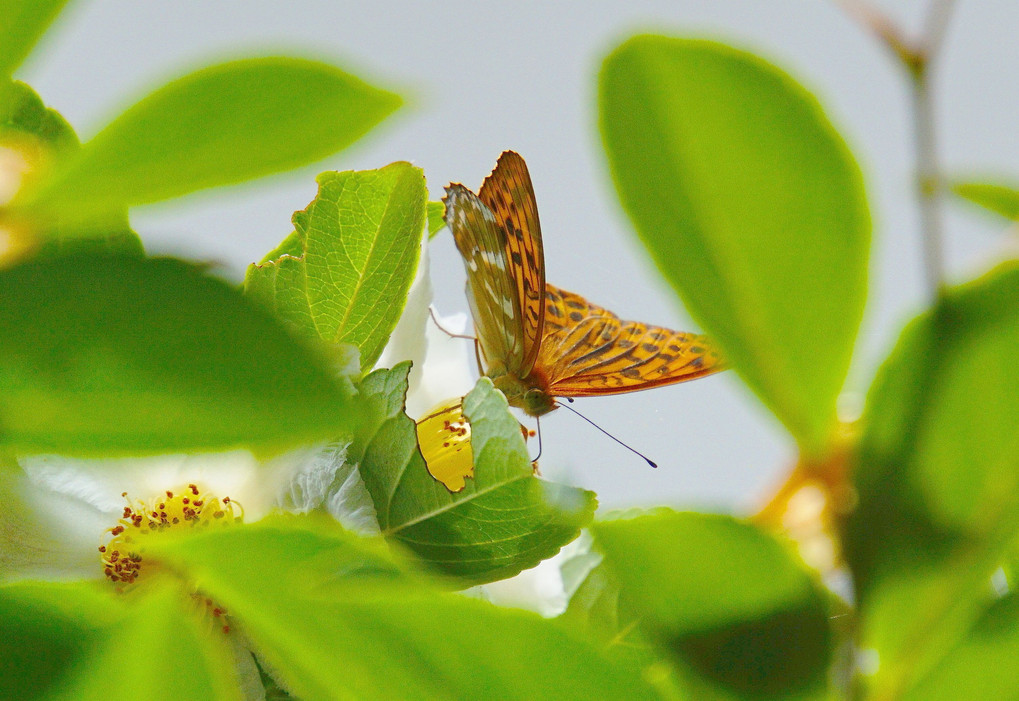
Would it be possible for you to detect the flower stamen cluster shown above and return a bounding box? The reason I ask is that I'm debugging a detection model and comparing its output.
[99,483,242,584]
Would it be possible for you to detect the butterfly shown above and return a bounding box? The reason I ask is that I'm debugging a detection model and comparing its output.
[442,151,725,419]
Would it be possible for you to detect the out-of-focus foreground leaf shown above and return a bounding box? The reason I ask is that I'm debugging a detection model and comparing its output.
[144,514,658,700]
[0,80,142,255]
[352,364,596,585]
[0,253,354,456]
[245,163,425,374]
[16,57,402,218]
[0,580,240,701]
[844,263,1019,699]
[600,35,870,457]
[592,511,832,700]
[0,0,70,78]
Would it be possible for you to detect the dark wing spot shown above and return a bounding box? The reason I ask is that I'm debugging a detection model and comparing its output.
[690,346,704,354]
[514,227,524,240]
[511,251,523,265]
[668,344,682,352]
[565,298,585,309]
[621,368,641,379]
[690,357,704,368]
[618,340,635,349]
[649,330,668,341]
[642,343,659,353]
[569,311,583,322]
[547,304,563,318]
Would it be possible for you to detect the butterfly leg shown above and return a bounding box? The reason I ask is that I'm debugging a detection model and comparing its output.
[428,306,476,341]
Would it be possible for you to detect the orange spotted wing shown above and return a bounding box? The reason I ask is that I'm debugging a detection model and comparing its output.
[444,151,724,416]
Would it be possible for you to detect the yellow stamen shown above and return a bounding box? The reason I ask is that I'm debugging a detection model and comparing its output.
[99,483,242,585]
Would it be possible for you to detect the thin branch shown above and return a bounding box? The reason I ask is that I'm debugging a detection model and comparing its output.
[919,0,959,63]
[911,0,957,298]
[835,0,917,70]
[911,66,946,298]
[839,0,958,299]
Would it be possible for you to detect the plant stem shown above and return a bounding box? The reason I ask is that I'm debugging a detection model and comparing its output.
[911,0,957,299]
[839,0,957,300]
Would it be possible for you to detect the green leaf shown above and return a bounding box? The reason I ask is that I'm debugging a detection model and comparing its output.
[245,163,425,374]
[426,200,445,238]
[599,35,870,457]
[559,558,661,670]
[593,511,831,700]
[903,594,1019,701]
[0,79,78,153]
[0,80,143,254]
[0,580,239,701]
[143,514,659,700]
[17,57,402,216]
[952,181,1019,221]
[843,263,1019,699]
[353,364,596,585]
[0,252,354,455]
[0,581,119,700]
[0,0,70,77]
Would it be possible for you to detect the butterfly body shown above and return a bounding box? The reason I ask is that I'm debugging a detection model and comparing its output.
[489,370,557,417]
[443,151,724,419]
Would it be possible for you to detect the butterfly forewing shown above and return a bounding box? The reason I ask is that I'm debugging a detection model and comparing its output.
[478,151,546,374]
[447,150,726,418]
[443,184,526,375]
[537,285,725,396]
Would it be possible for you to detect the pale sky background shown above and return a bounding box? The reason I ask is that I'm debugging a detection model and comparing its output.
[20,1,1018,511]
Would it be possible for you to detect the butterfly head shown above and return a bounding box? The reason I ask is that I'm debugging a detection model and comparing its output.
[521,387,556,418]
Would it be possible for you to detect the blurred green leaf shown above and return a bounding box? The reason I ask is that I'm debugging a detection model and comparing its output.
[0,581,118,700]
[0,80,143,254]
[144,513,659,700]
[0,253,354,456]
[0,0,70,78]
[0,79,78,152]
[844,263,1019,699]
[353,364,596,585]
[600,35,870,457]
[952,181,1019,221]
[593,511,831,700]
[427,200,445,238]
[245,163,425,374]
[0,580,238,701]
[559,558,662,674]
[903,594,1019,701]
[17,57,402,216]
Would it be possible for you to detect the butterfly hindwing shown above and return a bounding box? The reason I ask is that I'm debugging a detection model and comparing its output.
[538,285,725,396]
[478,151,546,375]
[443,184,526,375]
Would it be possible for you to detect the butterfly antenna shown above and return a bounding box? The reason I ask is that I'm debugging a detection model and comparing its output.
[428,306,476,341]
[555,401,658,468]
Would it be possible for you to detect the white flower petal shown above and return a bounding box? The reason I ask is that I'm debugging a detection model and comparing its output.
[0,469,105,581]
[375,234,432,380]
[275,441,380,535]
[374,232,476,419]
[474,554,568,618]
[325,458,381,536]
